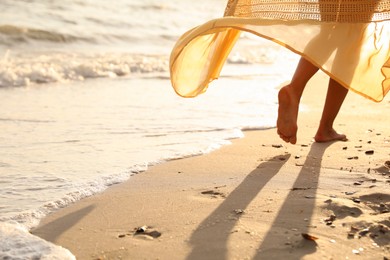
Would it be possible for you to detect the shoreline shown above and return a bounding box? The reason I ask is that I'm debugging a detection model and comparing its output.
[32,72,390,259]
[0,75,275,228]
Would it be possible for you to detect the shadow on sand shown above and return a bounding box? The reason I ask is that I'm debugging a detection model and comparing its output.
[32,205,95,243]
[187,142,332,259]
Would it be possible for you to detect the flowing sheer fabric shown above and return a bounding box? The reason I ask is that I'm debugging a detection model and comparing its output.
[170,0,390,102]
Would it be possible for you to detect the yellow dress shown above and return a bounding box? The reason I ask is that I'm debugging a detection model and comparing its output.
[170,0,390,102]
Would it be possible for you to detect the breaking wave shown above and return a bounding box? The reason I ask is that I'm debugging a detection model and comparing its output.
[0,52,169,87]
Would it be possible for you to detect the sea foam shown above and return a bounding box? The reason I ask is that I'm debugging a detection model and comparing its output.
[0,52,168,87]
[0,222,75,260]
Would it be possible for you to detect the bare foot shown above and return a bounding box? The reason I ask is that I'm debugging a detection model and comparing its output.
[277,85,299,144]
[314,128,348,143]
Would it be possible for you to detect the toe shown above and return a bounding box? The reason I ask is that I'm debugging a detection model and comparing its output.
[289,136,297,144]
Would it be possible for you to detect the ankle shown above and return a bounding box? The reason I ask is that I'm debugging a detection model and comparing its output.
[317,123,333,135]
[318,118,336,130]
[285,83,304,101]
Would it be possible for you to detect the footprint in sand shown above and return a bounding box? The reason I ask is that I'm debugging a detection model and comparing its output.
[201,189,226,199]
[348,220,390,246]
[321,202,363,218]
[359,193,390,214]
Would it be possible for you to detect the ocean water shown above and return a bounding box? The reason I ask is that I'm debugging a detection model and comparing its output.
[0,0,298,258]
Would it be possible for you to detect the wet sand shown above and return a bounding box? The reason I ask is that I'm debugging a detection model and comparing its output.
[32,72,390,259]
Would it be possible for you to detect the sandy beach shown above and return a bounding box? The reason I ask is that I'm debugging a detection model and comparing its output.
[32,71,390,259]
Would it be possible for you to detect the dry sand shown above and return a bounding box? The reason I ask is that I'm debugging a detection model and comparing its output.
[33,72,390,259]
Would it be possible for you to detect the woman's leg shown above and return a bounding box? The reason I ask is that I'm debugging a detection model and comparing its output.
[277,58,319,144]
[314,78,348,142]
